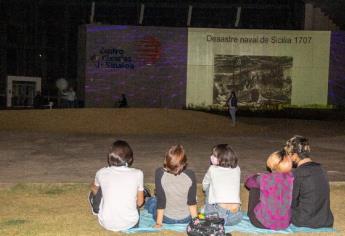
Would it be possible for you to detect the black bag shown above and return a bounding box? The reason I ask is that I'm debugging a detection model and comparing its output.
[186,216,229,236]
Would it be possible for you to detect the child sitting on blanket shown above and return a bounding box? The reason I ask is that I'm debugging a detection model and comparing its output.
[202,144,243,225]
[145,144,198,228]
[245,150,294,230]
[89,140,144,232]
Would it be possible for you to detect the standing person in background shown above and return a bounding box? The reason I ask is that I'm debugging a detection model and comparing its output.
[118,94,128,108]
[33,91,43,109]
[227,91,238,126]
[63,87,77,108]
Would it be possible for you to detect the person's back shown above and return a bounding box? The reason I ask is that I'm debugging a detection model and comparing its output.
[292,162,333,228]
[285,135,334,228]
[89,140,144,232]
[202,144,242,226]
[155,167,196,220]
[245,150,294,230]
[145,145,197,228]
[252,172,293,229]
[203,165,241,204]
[96,166,143,231]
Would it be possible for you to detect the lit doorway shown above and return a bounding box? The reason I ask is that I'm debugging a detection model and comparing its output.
[7,76,41,108]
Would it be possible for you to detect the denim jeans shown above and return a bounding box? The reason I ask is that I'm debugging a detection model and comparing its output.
[229,107,237,125]
[204,188,243,226]
[144,197,191,224]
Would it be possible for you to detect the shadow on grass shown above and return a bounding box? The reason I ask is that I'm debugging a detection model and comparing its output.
[8,183,88,195]
[1,219,27,226]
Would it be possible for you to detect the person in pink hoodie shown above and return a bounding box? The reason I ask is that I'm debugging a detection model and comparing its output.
[245,150,294,230]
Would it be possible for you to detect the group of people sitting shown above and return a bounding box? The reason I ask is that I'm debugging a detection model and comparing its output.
[88,135,334,232]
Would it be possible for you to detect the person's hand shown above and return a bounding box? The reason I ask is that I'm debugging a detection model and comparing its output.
[153,223,162,228]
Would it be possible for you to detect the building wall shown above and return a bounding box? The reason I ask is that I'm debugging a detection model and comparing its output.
[187,28,331,106]
[328,32,345,106]
[81,25,335,108]
[84,25,187,108]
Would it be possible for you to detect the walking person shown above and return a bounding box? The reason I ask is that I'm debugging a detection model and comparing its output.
[227,91,238,126]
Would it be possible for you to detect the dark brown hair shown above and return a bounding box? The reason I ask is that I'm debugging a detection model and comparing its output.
[108,140,134,167]
[164,144,187,175]
[212,144,238,168]
[285,135,310,159]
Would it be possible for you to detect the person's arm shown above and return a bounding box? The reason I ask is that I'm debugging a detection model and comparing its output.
[188,205,198,219]
[90,170,101,195]
[154,209,164,228]
[137,191,144,208]
[245,174,260,189]
[186,170,198,218]
[202,167,211,191]
[137,170,145,207]
[154,168,166,228]
[90,181,99,195]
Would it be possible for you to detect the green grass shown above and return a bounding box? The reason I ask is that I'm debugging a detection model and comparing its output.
[0,183,344,236]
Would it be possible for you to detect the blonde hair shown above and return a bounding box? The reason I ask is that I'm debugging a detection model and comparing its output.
[267,150,292,173]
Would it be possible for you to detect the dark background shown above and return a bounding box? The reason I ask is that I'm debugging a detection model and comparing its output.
[0,0,344,108]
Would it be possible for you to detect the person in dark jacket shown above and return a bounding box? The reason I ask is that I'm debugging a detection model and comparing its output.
[118,94,128,108]
[227,91,238,126]
[33,91,43,109]
[284,135,334,228]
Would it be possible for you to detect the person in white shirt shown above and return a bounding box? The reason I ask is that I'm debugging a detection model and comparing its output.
[89,140,144,232]
[202,144,242,225]
[62,87,77,108]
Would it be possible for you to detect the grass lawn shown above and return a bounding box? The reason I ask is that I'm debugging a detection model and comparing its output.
[0,183,344,236]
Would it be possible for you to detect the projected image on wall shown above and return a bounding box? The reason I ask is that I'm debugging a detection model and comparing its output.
[213,55,293,107]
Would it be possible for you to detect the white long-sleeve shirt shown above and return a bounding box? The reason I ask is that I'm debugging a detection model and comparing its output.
[202,165,241,204]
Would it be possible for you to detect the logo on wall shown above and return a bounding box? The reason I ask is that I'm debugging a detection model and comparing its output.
[90,48,135,69]
[135,36,161,66]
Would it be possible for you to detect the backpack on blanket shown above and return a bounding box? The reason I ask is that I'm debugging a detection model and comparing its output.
[186,217,228,236]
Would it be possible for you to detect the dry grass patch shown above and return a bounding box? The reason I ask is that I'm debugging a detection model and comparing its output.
[0,183,343,236]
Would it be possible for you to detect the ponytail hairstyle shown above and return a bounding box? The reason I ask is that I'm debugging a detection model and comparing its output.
[108,140,134,167]
[164,144,187,175]
[284,135,310,159]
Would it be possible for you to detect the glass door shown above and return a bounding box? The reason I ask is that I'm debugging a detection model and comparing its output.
[12,81,36,107]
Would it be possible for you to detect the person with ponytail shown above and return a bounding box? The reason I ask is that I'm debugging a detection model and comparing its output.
[145,144,198,228]
[89,140,144,231]
[285,135,334,228]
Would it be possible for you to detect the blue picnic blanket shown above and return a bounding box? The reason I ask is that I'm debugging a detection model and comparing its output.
[125,210,335,234]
